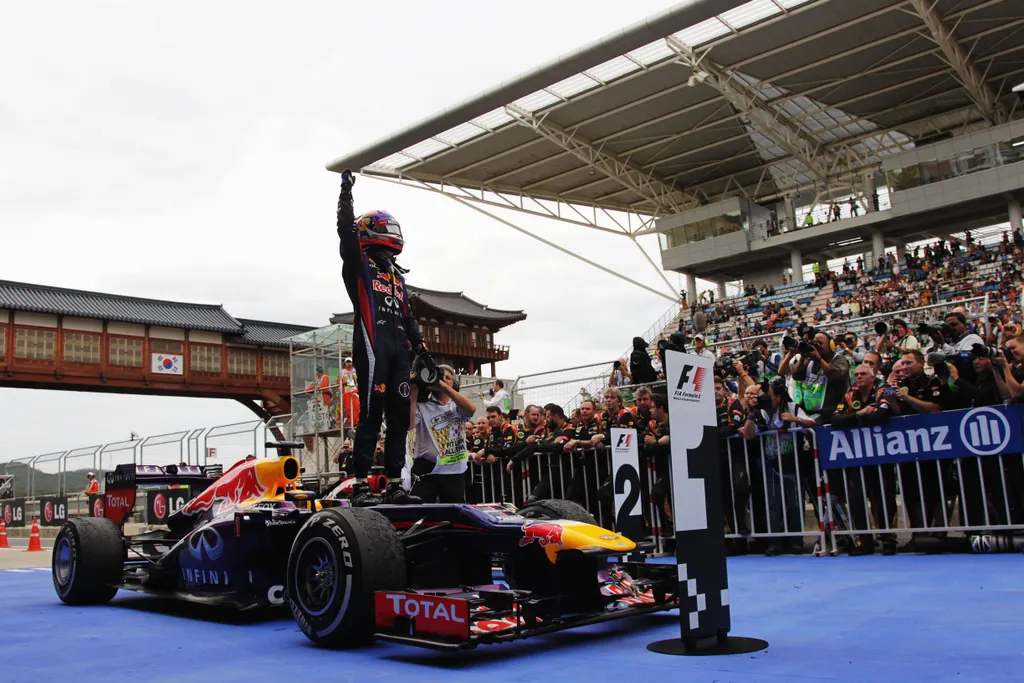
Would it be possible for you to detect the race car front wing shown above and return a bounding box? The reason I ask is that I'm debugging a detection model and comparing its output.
[373,561,679,650]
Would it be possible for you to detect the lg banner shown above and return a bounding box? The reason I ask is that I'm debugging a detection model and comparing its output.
[146,488,190,524]
[0,498,26,528]
[816,404,1024,470]
[89,494,105,518]
[39,496,68,527]
[610,428,645,543]
[664,349,730,643]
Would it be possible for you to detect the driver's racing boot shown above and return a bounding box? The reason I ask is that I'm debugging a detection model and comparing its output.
[351,482,379,507]
[382,482,422,505]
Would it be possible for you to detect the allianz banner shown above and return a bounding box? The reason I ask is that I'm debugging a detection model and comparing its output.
[816,405,1024,470]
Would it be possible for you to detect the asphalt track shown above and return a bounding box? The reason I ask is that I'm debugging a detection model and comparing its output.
[1,554,1021,683]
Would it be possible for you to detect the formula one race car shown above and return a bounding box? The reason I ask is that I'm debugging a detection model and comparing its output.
[52,448,679,650]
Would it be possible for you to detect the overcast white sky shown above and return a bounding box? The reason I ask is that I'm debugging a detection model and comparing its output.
[0,0,696,462]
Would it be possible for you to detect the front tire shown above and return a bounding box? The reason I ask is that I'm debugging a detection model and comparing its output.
[52,517,124,605]
[518,498,597,525]
[286,507,406,648]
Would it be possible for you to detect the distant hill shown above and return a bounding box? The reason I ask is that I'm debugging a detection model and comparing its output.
[0,464,94,497]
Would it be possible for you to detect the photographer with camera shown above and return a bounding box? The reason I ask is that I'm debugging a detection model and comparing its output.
[781,330,850,426]
[739,377,813,555]
[715,376,751,550]
[480,380,512,415]
[875,319,919,365]
[408,364,477,503]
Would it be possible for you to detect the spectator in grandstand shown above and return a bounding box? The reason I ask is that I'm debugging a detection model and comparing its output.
[629,337,658,386]
[480,379,512,414]
[609,359,632,387]
[692,334,716,361]
[739,377,812,555]
[715,376,751,550]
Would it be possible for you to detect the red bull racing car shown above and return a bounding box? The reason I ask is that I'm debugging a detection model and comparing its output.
[52,446,679,650]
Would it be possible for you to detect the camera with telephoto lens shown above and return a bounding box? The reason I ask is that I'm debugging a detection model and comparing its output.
[918,321,954,341]
[657,331,689,361]
[715,350,760,380]
[875,321,889,336]
[782,335,799,351]
[971,343,1007,360]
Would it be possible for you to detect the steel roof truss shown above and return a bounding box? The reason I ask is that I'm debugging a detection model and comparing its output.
[504,103,699,214]
[908,0,1009,126]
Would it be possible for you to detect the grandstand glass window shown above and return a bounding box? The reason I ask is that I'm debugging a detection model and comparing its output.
[660,211,745,249]
[887,141,1022,193]
[227,347,257,377]
[63,332,101,364]
[190,343,221,374]
[15,327,54,361]
[150,340,183,355]
[263,351,289,378]
[108,336,143,368]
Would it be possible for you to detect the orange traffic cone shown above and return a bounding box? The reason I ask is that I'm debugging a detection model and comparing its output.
[0,521,8,549]
[25,518,42,552]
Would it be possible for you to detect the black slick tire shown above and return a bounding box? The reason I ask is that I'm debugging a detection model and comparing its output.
[518,498,597,525]
[52,517,124,605]
[286,507,406,648]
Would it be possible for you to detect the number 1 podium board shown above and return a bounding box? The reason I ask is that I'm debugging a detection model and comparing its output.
[647,349,767,656]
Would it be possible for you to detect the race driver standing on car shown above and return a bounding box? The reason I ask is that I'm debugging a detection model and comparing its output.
[336,169,431,505]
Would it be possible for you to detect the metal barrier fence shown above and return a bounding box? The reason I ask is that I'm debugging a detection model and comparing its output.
[0,419,298,501]
[464,429,828,556]
[825,443,1024,554]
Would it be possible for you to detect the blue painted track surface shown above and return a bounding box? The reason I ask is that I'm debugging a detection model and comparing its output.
[2,555,1021,683]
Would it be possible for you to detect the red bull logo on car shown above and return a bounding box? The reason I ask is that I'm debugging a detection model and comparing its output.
[519,522,565,549]
[181,460,268,516]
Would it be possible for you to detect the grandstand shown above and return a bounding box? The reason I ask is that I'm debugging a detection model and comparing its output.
[326,0,1024,314]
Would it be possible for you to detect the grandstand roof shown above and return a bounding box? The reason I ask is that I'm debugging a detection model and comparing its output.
[328,0,1024,220]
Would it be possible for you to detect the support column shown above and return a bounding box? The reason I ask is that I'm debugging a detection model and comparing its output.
[1010,199,1023,234]
[864,174,878,213]
[790,249,803,284]
[684,271,698,304]
[871,230,885,265]
[717,281,727,300]
[783,196,797,232]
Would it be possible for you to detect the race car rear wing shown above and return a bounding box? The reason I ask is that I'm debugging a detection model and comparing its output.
[103,463,220,527]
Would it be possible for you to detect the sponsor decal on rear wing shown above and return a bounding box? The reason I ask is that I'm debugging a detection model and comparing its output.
[375,592,470,641]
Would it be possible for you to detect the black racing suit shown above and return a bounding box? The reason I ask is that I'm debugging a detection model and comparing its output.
[337,187,424,479]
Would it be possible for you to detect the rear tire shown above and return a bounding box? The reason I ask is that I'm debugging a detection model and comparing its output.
[286,507,406,648]
[52,517,124,605]
[518,499,597,525]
